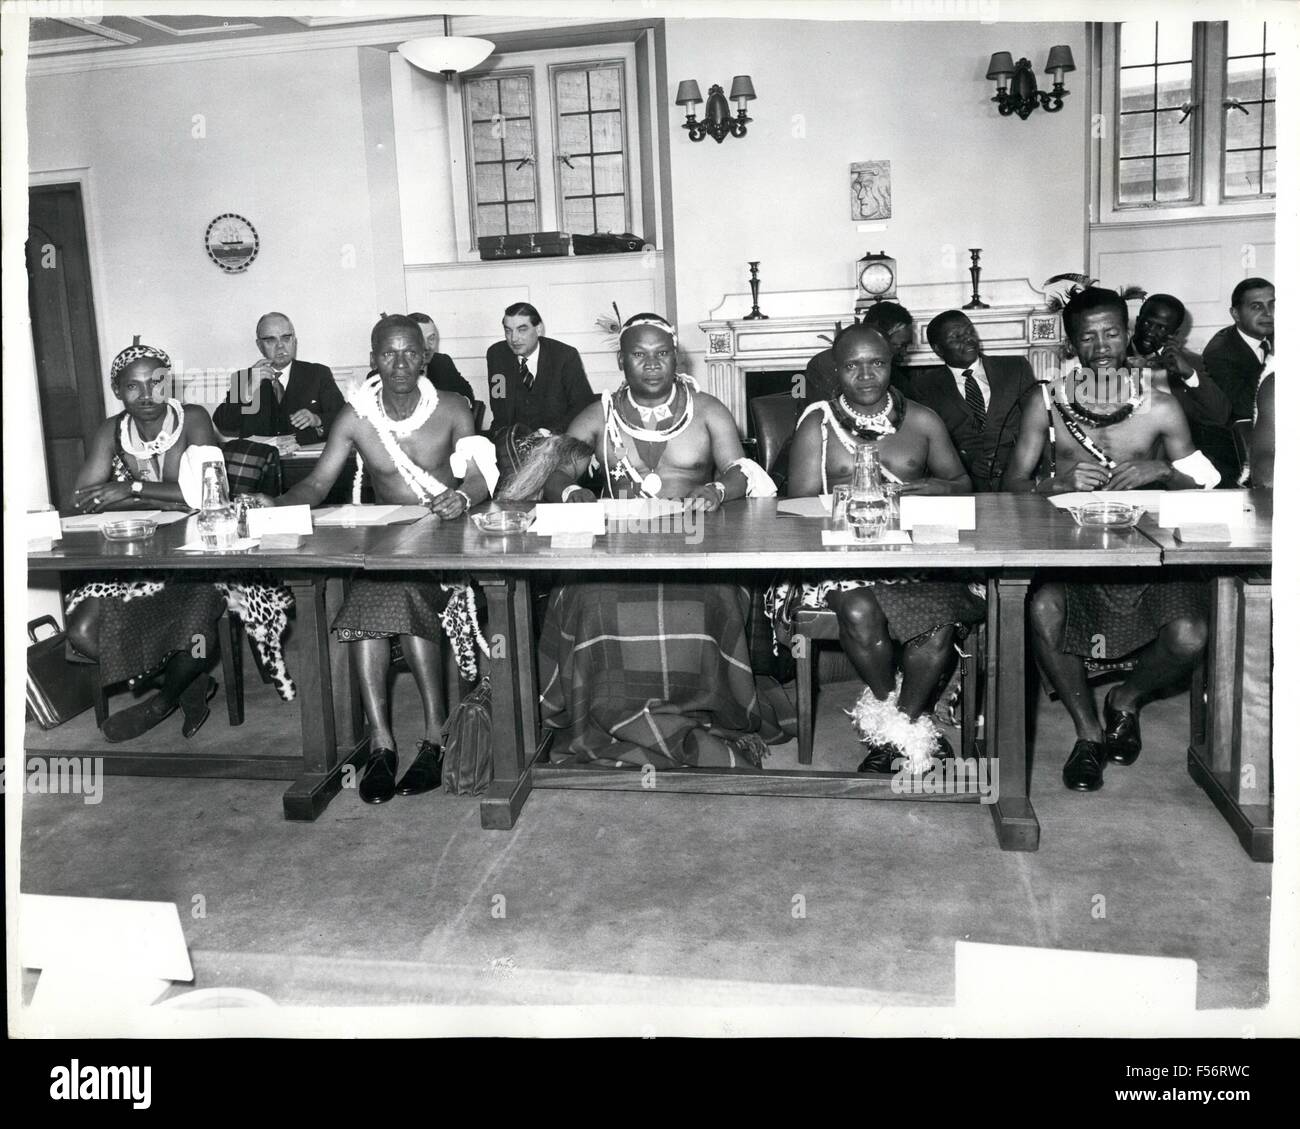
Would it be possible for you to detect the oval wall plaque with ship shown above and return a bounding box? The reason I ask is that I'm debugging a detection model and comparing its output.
[204,213,259,273]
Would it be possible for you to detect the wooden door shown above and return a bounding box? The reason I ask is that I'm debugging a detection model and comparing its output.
[27,184,106,508]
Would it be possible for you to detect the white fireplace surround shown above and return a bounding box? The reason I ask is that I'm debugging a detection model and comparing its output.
[698,277,1064,433]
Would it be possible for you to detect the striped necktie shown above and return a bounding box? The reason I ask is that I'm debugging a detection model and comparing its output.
[519,358,534,390]
[963,368,987,430]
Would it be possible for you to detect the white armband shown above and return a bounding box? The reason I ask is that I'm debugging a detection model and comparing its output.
[450,434,500,495]
[178,445,226,509]
[724,457,778,498]
[1171,450,1221,490]
[561,484,584,502]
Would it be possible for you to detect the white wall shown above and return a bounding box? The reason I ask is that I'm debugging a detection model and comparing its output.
[26,47,400,404]
[664,18,1089,373]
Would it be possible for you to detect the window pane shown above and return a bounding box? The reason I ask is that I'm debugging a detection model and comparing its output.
[1263,101,1275,148]
[466,80,499,120]
[477,204,506,237]
[591,110,623,152]
[501,120,533,161]
[1118,157,1155,203]
[588,67,621,110]
[563,198,594,234]
[1228,20,1266,57]
[1120,22,1155,67]
[499,77,532,118]
[1223,149,1262,197]
[476,163,504,203]
[505,160,536,201]
[1155,110,1190,155]
[471,121,503,162]
[1156,23,1192,63]
[592,153,624,195]
[595,196,625,233]
[507,202,539,232]
[1262,149,1276,195]
[1155,62,1192,109]
[1120,113,1154,157]
[1224,102,1262,150]
[1264,57,1275,100]
[554,70,589,113]
[1120,65,1155,112]
[1154,154,1190,201]
[558,113,591,154]
[560,155,592,196]
[1226,55,1265,101]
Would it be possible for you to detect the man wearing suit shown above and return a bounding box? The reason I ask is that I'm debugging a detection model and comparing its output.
[214,312,345,444]
[485,302,596,440]
[908,310,1036,491]
[408,311,478,410]
[1202,277,1275,421]
[1127,293,1237,485]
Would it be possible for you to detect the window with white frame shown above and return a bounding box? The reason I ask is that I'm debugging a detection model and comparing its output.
[458,45,640,243]
[1098,20,1276,220]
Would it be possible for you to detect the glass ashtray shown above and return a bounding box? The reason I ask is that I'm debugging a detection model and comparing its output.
[1066,501,1142,529]
[101,518,157,541]
[471,509,533,534]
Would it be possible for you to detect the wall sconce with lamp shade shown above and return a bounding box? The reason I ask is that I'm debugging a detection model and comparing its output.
[676,76,756,143]
[986,46,1075,119]
[398,14,494,81]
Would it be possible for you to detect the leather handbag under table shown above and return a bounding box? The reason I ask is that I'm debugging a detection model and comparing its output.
[26,616,99,729]
[440,676,494,795]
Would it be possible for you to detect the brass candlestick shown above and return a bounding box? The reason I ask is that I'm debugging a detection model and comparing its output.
[963,248,989,310]
[743,261,769,320]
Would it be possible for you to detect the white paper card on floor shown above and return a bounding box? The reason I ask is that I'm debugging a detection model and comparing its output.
[898,496,976,531]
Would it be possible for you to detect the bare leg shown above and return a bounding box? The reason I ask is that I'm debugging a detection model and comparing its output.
[1029,583,1104,743]
[1108,614,1208,713]
[898,625,956,720]
[399,633,446,744]
[355,637,395,752]
[828,588,895,700]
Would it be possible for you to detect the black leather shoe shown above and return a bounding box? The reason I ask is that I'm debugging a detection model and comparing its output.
[358,748,398,804]
[395,740,444,796]
[1062,739,1106,792]
[179,676,218,740]
[857,740,903,774]
[102,695,176,743]
[1103,692,1142,766]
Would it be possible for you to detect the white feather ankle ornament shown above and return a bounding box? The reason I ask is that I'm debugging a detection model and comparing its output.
[846,677,944,774]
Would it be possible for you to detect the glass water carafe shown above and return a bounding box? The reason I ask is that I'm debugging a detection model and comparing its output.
[846,441,889,541]
[197,461,238,549]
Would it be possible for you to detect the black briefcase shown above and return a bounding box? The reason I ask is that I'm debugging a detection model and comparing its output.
[26,616,99,729]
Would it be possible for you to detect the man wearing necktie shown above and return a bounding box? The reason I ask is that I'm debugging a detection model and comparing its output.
[485,302,596,441]
[214,311,345,444]
[1202,277,1276,421]
[908,310,1036,491]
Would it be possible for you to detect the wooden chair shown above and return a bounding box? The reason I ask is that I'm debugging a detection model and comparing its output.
[777,607,984,765]
[1231,418,1253,474]
[750,393,802,472]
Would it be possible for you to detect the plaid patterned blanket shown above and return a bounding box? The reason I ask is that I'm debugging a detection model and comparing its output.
[538,579,794,768]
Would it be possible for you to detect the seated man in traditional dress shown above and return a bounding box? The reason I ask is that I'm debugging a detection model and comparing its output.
[804,301,914,403]
[776,324,983,773]
[272,315,496,805]
[510,313,787,770]
[1005,287,1218,793]
[66,343,295,742]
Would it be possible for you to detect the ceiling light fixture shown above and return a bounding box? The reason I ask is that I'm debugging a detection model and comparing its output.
[398,14,493,81]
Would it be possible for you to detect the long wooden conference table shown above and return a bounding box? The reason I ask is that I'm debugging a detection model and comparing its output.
[27,492,1272,855]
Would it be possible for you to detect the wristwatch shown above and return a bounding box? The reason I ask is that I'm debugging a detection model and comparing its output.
[454,489,472,510]
[131,480,143,495]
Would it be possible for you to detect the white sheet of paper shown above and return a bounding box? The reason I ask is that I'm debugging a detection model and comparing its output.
[313,504,401,526]
[153,510,192,526]
[898,496,976,531]
[28,510,62,541]
[1158,490,1247,529]
[247,504,313,537]
[821,529,912,547]
[778,497,833,518]
[61,510,162,531]
[531,502,607,536]
[173,537,261,552]
[601,498,689,520]
[1047,490,1161,511]
[20,894,194,982]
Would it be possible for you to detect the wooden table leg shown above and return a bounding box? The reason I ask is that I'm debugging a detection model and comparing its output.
[479,574,533,830]
[987,573,1041,852]
[282,573,367,822]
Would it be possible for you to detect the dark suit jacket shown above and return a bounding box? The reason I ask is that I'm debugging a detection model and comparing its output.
[426,352,476,407]
[1202,325,1267,421]
[485,336,596,438]
[804,347,911,402]
[214,359,344,444]
[908,354,1036,491]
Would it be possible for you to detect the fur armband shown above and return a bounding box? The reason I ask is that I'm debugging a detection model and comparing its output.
[1171,449,1221,490]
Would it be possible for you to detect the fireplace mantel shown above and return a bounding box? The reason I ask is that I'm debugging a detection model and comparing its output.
[698,277,1063,432]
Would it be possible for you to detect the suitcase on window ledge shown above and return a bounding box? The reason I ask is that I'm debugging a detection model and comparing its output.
[477,232,570,260]
[440,676,494,795]
[26,616,99,729]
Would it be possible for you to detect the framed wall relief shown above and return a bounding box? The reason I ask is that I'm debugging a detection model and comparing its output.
[850,161,892,222]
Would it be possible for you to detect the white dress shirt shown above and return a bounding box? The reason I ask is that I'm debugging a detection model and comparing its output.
[947,357,990,408]
[1236,328,1270,365]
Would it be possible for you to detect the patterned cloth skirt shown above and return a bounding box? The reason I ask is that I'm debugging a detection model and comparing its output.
[767,575,986,646]
[1061,575,1208,660]
[332,575,452,641]
[539,579,794,769]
